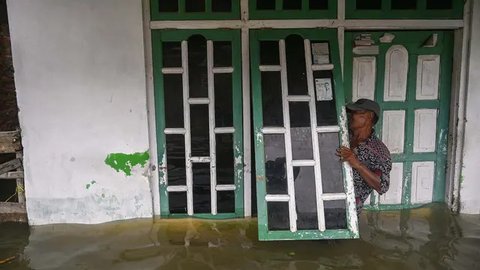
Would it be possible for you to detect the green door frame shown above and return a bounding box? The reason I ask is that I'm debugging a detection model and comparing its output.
[152,29,244,218]
[345,0,463,19]
[251,29,359,241]
[248,0,337,19]
[150,0,241,20]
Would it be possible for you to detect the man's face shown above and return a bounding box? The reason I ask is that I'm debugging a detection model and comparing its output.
[348,110,374,130]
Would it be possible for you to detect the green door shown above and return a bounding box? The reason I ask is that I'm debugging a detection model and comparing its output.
[345,31,454,209]
[152,29,244,218]
[251,29,359,241]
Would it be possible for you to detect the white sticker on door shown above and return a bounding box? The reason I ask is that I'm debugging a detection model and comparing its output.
[311,43,330,64]
[315,78,333,101]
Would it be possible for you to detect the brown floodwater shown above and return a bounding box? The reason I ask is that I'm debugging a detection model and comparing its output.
[1,203,479,270]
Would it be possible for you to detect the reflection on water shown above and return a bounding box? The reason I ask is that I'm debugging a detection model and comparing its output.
[1,203,480,269]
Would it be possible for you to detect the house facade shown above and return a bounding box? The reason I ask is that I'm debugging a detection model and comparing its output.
[4,0,480,240]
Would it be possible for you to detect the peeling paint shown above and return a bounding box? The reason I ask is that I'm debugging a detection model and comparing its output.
[339,107,359,236]
[159,147,167,185]
[403,170,412,204]
[234,145,242,161]
[234,154,243,167]
[105,151,150,176]
[233,141,243,190]
[439,129,448,153]
[255,128,263,145]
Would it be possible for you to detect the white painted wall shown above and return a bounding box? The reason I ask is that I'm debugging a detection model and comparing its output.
[460,0,480,214]
[5,0,479,222]
[7,0,153,224]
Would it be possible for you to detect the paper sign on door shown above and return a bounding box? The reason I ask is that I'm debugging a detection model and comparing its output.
[311,43,330,64]
[315,78,333,101]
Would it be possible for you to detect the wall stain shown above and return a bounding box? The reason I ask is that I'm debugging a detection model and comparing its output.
[105,151,150,176]
[86,180,96,190]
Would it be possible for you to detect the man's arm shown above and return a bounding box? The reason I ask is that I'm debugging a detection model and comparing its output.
[336,146,383,193]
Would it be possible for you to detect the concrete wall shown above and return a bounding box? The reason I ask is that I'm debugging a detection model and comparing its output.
[7,0,153,224]
[460,0,480,214]
[6,0,480,222]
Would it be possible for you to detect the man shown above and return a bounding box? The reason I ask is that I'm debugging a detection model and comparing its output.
[336,99,392,214]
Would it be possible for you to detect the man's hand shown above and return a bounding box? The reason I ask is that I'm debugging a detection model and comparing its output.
[337,146,383,192]
[336,146,362,169]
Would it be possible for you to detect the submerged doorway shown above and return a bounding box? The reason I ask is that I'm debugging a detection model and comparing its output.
[148,0,460,242]
[152,28,360,240]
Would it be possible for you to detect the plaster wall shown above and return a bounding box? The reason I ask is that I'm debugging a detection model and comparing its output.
[6,0,480,222]
[460,0,480,214]
[6,0,153,224]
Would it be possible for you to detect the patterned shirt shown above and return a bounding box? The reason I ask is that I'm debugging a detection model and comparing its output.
[351,131,392,213]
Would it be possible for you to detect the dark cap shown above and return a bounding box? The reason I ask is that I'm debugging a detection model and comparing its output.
[346,99,380,119]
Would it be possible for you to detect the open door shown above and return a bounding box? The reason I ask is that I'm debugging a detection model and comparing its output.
[345,31,454,209]
[251,29,359,240]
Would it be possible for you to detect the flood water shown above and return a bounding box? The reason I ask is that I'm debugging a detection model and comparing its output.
[1,203,479,270]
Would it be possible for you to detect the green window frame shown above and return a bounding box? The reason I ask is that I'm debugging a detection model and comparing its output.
[248,0,337,19]
[344,31,454,210]
[152,29,244,218]
[150,0,241,21]
[345,0,464,19]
